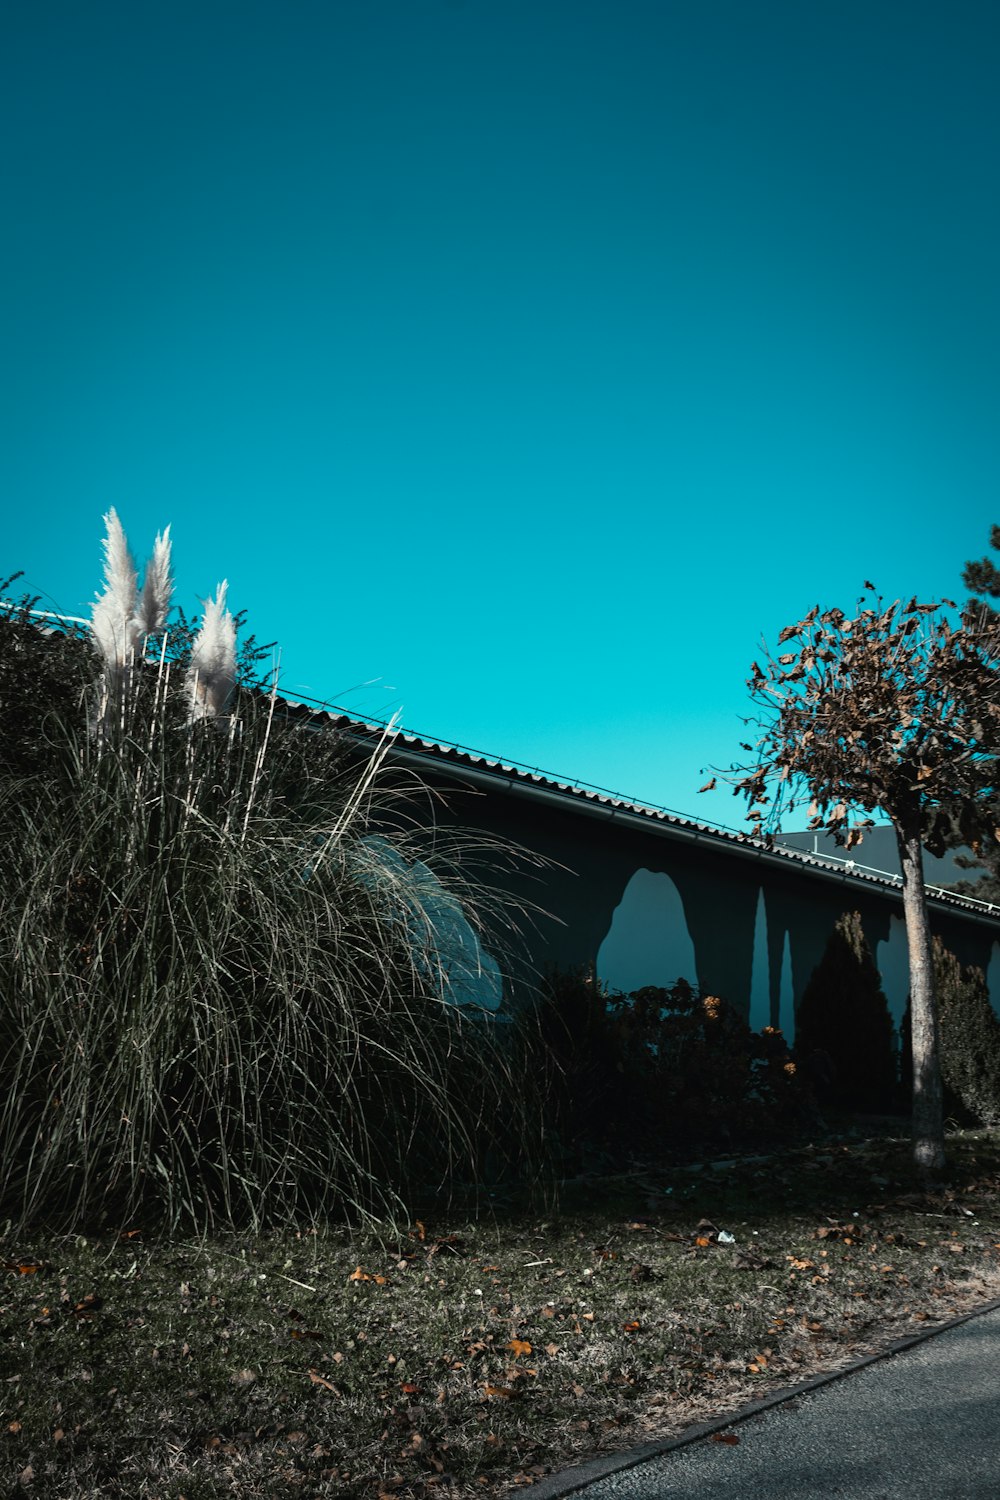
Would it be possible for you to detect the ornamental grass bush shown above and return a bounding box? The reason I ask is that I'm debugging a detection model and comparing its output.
[0,523,542,1233]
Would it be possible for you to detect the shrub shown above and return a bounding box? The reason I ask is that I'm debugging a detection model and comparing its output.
[901,938,1000,1127]
[0,546,541,1232]
[533,972,806,1158]
[608,983,805,1144]
[531,967,624,1166]
[795,911,897,1112]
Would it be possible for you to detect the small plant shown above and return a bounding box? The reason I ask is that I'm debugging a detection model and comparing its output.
[795,911,897,1113]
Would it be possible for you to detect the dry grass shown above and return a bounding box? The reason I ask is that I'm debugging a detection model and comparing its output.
[4,1127,1000,1498]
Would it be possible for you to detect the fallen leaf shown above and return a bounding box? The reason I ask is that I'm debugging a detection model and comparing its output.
[623,1320,641,1333]
[308,1370,338,1392]
[349,1267,371,1282]
[483,1384,515,1398]
[507,1339,532,1357]
[711,1433,740,1445]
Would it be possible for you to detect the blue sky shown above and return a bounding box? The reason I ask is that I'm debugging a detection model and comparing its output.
[4,1,999,831]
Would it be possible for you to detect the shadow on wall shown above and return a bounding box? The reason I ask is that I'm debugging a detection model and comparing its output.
[597,871,959,1052]
[598,869,800,1037]
[596,868,697,996]
[597,869,1000,1051]
[876,915,910,1035]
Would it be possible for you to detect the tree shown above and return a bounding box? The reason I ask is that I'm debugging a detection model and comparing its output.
[962,522,1000,606]
[941,525,1000,902]
[720,587,1000,1171]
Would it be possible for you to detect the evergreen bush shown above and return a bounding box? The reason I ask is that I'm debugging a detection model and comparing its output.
[794,910,897,1112]
[920,937,1000,1127]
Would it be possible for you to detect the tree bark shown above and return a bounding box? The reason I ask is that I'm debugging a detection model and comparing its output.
[895,819,945,1173]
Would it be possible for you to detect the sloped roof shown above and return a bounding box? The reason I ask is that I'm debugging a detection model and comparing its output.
[274,696,1000,927]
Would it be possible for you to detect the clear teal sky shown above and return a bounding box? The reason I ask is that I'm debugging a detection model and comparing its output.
[4,1,999,831]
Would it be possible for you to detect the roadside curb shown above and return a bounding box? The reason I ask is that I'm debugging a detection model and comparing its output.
[520,1294,1000,1499]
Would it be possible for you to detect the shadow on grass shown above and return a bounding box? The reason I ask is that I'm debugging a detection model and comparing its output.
[441,1117,1000,1235]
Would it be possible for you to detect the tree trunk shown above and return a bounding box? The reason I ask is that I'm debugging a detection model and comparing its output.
[895,820,945,1173]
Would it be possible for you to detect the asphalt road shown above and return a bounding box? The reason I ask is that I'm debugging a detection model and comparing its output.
[533,1303,1000,1499]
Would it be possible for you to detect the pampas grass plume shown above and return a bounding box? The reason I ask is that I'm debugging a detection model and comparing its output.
[187,580,237,719]
[134,525,173,640]
[91,507,140,668]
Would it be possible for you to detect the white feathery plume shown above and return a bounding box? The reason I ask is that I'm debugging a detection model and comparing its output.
[133,524,173,640]
[90,507,139,668]
[187,581,237,720]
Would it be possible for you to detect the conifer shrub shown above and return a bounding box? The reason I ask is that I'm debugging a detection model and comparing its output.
[900,938,1000,1127]
[794,911,897,1112]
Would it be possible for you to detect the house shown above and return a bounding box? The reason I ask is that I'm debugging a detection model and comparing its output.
[279,699,1000,1040]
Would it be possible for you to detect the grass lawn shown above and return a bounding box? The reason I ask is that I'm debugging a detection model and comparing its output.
[4,1127,1000,1499]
